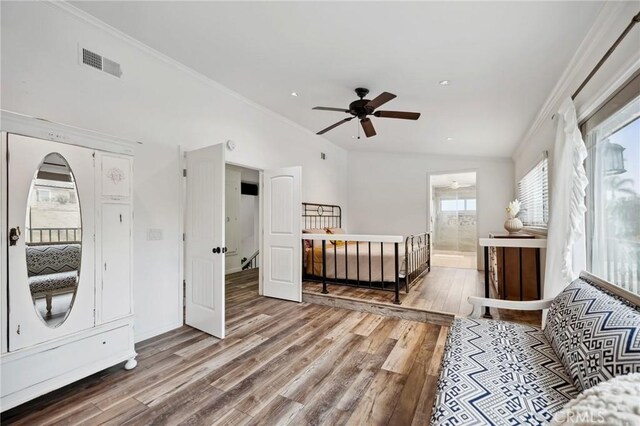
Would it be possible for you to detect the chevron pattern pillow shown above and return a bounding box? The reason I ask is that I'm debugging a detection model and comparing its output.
[26,244,81,277]
[545,277,640,392]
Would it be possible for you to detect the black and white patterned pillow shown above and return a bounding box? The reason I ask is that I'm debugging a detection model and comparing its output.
[26,244,81,276]
[545,278,640,392]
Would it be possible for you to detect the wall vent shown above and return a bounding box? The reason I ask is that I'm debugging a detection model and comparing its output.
[81,47,122,78]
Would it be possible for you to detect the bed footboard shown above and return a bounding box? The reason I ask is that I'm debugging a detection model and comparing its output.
[404,232,430,291]
[302,234,404,304]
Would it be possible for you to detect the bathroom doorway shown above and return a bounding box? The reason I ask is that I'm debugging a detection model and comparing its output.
[429,171,477,269]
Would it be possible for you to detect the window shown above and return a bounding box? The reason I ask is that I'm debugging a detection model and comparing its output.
[440,198,476,212]
[440,200,458,211]
[517,154,549,229]
[465,199,477,211]
[27,179,81,244]
[582,72,639,295]
[36,189,50,202]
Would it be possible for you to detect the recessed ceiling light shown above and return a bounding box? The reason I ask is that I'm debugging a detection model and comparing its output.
[447,137,454,141]
[290,91,299,97]
[439,80,450,86]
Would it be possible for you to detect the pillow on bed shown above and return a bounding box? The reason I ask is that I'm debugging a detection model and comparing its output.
[302,229,326,250]
[302,228,328,234]
[325,227,345,234]
[325,227,346,247]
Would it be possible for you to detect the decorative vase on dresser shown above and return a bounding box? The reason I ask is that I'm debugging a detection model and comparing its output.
[503,199,523,234]
[504,217,524,234]
[1,112,137,412]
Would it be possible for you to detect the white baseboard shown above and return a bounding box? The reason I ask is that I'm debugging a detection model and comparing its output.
[134,319,183,343]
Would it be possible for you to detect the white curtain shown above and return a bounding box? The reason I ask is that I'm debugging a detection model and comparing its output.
[543,97,589,299]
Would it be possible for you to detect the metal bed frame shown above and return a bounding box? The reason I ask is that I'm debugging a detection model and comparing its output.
[301,202,431,304]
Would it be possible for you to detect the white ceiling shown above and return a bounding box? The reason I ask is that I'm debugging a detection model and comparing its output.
[431,172,476,188]
[71,1,604,158]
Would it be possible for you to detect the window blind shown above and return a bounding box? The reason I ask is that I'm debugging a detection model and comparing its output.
[517,154,549,229]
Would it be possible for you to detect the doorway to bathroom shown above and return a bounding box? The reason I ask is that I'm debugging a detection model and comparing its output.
[428,171,477,269]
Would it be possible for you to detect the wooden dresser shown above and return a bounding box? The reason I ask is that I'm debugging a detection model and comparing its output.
[487,232,541,301]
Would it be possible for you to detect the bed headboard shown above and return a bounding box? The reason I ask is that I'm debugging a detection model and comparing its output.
[302,202,341,230]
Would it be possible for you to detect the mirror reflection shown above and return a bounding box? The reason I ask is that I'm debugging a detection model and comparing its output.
[25,153,82,328]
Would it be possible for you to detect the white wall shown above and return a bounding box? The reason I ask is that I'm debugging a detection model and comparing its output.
[240,194,259,261]
[1,2,348,341]
[347,151,514,269]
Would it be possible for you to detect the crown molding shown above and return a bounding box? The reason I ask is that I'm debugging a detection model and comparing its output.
[349,149,513,164]
[511,2,628,161]
[1,110,139,155]
[47,1,344,153]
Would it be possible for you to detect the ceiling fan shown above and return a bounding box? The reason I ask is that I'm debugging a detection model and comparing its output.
[313,88,420,138]
[449,181,472,190]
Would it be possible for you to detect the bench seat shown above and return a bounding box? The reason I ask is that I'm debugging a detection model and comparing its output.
[29,271,78,294]
[431,318,578,425]
[431,272,640,425]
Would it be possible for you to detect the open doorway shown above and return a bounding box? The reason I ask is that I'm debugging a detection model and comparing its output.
[225,164,260,276]
[224,164,262,327]
[429,171,477,269]
[182,143,302,339]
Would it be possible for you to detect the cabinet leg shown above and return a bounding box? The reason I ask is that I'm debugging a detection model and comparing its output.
[124,357,138,370]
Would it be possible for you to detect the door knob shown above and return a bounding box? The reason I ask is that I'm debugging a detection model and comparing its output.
[9,227,21,246]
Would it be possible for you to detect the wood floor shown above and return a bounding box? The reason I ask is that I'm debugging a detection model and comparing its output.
[431,250,477,269]
[2,269,447,425]
[303,266,541,326]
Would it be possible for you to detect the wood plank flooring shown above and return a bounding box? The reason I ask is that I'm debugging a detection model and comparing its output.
[303,266,541,326]
[431,250,477,269]
[2,269,446,425]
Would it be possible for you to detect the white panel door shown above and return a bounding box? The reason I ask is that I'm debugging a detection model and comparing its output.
[7,134,95,350]
[263,167,302,302]
[185,144,225,338]
[100,203,132,322]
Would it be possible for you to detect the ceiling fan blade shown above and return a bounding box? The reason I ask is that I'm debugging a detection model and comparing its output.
[313,106,350,112]
[374,110,421,120]
[366,92,396,110]
[316,117,354,135]
[360,118,376,138]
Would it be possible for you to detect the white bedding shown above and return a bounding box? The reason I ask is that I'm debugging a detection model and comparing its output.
[305,241,406,283]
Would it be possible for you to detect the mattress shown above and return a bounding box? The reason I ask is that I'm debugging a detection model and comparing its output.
[305,241,407,283]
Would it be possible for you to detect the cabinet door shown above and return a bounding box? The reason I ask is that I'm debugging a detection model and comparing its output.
[7,135,95,350]
[101,203,132,322]
[100,154,132,200]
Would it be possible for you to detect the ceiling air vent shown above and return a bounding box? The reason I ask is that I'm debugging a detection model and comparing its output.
[81,47,122,78]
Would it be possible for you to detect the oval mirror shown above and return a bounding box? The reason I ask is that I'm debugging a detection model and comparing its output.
[25,153,82,328]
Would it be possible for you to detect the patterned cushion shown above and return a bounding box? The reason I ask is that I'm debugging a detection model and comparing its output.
[26,244,81,277]
[544,277,640,392]
[431,318,578,426]
[29,271,77,294]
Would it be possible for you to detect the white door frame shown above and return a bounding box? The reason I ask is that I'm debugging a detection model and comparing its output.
[426,168,479,269]
[178,153,266,324]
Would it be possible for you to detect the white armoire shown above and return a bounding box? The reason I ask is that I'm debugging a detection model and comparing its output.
[0,112,137,412]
